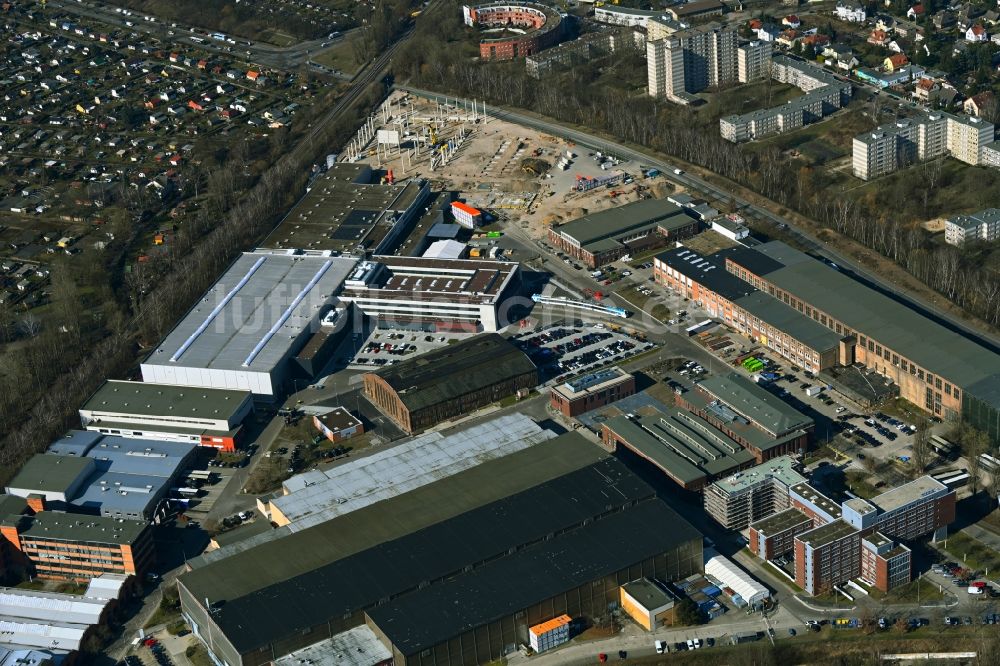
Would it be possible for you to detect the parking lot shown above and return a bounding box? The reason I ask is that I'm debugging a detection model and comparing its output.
[510,324,656,384]
[345,328,475,370]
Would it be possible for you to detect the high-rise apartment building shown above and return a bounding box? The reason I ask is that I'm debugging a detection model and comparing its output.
[647,20,737,103]
[853,112,995,179]
[737,40,772,83]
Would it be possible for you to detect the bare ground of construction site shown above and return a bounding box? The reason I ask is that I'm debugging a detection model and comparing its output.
[359,91,680,240]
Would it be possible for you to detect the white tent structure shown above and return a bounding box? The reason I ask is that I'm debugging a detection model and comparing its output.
[705,551,770,607]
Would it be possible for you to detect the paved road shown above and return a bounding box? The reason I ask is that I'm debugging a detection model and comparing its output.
[399,85,1000,353]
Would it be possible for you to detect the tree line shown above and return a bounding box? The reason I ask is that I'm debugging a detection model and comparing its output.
[394,2,1000,331]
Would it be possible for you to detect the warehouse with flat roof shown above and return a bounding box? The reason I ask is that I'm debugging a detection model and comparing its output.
[141,251,359,397]
[548,199,701,268]
[262,164,430,255]
[362,333,538,433]
[677,372,814,462]
[268,414,556,527]
[79,380,253,451]
[600,407,756,490]
[178,435,703,666]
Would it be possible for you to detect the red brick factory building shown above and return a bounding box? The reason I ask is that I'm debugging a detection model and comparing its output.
[463,2,566,60]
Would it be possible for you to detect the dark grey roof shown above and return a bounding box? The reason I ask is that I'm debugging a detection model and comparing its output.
[554,199,693,250]
[367,499,700,656]
[740,242,1000,392]
[734,291,842,352]
[184,452,656,654]
[656,248,756,301]
[603,408,755,485]
[1,512,148,545]
[368,334,537,412]
[5,454,94,495]
[82,380,251,422]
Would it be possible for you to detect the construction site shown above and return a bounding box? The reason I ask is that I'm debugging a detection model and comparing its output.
[338,91,679,241]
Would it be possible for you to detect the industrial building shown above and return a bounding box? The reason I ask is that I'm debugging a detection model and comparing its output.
[262,163,430,255]
[619,579,681,631]
[646,20,737,103]
[547,199,701,268]
[676,372,814,462]
[703,455,806,530]
[600,407,756,491]
[944,208,1000,245]
[6,433,196,520]
[267,414,556,527]
[723,241,1000,427]
[852,112,994,180]
[339,256,521,332]
[0,511,153,581]
[721,56,852,143]
[0,575,126,656]
[549,367,636,417]
[178,434,703,666]
[747,476,953,594]
[311,407,364,443]
[362,334,538,433]
[141,250,360,397]
[463,2,566,60]
[654,240,1000,430]
[79,380,254,451]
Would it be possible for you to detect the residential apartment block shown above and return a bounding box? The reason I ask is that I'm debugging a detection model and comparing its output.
[944,208,1000,245]
[852,112,995,180]
[647,20,737,103]
[703,455,806,530]
[721,56,852,143]
[737,40,772,83]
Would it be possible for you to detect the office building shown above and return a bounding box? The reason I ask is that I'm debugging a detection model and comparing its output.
[944,208,1000,245]
[601,407,757,491]
[594,5,662,27]
[852,112,995,180]
[79,380,254,451]
[338,256,521,333]
[749,507,815,560]
[703,455,806,529]
[647,20,737,103]
[675,372,814,462]
[548,199,700,268]
[141,251,360,397]
[737,40,772,83]
[178,438,703,666]
[549,367,636,417]
[722,56,852,143]
[362,334,538,434]
[0,512,153,581]
[745,476,952,594]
